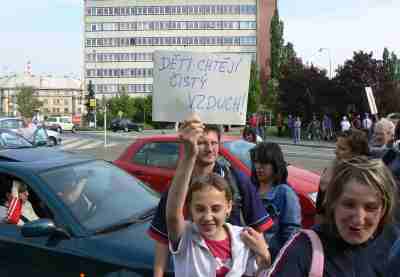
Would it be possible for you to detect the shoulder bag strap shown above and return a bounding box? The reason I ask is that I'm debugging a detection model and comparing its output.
[301,229,324,277]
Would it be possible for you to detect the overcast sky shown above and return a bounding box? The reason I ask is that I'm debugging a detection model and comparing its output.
[0,0,398,77]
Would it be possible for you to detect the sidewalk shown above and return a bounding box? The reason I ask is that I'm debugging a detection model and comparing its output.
[226,128,336,149]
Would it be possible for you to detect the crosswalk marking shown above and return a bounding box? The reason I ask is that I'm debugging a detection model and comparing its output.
[61,137,81,145]
[61,140,93,150]
[59,137,119,151]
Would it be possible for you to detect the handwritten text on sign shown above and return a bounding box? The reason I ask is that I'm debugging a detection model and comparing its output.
[152,51,251,124]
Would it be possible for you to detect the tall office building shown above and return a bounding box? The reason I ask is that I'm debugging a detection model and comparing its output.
[84,0,276,98]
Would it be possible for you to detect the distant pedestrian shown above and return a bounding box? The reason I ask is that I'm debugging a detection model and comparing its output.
[362,113,373,139]
[352,114,362,129]
[293,116,301,144]
[340,116,351,132]
[310,115,321,140]
[287,114,294,139]
[322,114,333,140]
[243,126,262,144]
[276,113,283,137]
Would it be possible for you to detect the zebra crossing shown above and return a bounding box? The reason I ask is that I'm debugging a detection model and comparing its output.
[58,137,119,151]
[280,143,336,161]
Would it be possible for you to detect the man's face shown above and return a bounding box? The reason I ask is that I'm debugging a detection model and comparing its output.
[196,131,219,166]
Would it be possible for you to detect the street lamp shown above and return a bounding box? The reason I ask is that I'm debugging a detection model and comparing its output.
[92,49,97,128]
[318,48,333,79]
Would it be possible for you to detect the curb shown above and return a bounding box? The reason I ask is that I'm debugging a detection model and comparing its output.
[270,141,336,149]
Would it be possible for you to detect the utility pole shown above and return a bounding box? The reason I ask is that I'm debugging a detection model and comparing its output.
[104,103,107,147]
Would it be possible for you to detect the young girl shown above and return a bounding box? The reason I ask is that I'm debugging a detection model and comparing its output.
[166,115,270,277]
[250,142,301,260]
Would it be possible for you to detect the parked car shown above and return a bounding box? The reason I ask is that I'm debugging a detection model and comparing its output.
[110,118,143,132]
[0,117,61,146]
[114,135,320,228]
[0,148,170,276]
[45,116,76,133]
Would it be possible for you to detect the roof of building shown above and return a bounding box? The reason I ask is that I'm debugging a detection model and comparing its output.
[0,73,82,90]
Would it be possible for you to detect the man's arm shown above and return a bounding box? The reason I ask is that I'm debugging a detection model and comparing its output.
[232,170,273,232]
[153,242,169,277]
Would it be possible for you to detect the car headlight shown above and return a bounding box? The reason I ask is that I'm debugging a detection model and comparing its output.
[308,192,318,203]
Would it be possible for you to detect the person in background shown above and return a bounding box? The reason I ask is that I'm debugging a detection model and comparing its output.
[371,118,395,148]
[315,129,369,223]
[340,116,351,132]
[322,114,333,141]
[243,126,262,144]
[6,180,39,225]
[293,116,301,144]
[352,114,362,129]
[276,113,283,137]
[287,115,294,139]
[166,116,271,276]
[250,142,301,261]
[245,157,398,277]
[362,113,373,139]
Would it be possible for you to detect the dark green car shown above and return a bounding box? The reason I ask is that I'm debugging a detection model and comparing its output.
[0,148,165,276]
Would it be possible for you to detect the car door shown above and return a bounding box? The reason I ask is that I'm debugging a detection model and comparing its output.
[128,141,181,192]
[0,172,127,276]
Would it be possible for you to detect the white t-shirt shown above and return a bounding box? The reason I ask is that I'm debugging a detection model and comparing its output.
[170,222,257,277]
[341,120,351,131]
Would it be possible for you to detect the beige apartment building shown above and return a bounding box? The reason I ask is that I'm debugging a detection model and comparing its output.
[0,73,85,117]
[84,0,276,98]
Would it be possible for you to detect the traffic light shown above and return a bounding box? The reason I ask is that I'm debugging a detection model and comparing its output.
[85,80,96,113]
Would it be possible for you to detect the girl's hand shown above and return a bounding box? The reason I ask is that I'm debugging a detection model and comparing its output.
[241,227,271,269]
[179,113,204,159]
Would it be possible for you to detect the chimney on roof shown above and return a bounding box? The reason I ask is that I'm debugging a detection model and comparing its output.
[25,61,32,76]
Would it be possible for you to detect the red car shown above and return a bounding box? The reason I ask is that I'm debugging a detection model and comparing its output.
[114,135,320,227]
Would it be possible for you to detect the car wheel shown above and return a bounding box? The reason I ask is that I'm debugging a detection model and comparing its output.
[47,137,57,147]
[71,126,76,133]
[124,127,129,132]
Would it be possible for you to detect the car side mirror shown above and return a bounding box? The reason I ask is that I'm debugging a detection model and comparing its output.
[21,219,71,239]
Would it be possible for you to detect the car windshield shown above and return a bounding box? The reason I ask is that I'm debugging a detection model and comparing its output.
[0,132,33,148]
[223,139,255,169]
[39,160,160,231]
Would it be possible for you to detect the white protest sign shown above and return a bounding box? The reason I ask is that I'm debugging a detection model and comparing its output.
[365,87,378,115]
[152,51,251,125]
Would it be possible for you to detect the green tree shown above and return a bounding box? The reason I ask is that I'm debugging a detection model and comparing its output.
[16,86,42,118]
[132,95,152,124]
[270,10,284,80]
[106,86,137,121]
[264,10,284,113]
[247,62,261,115]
